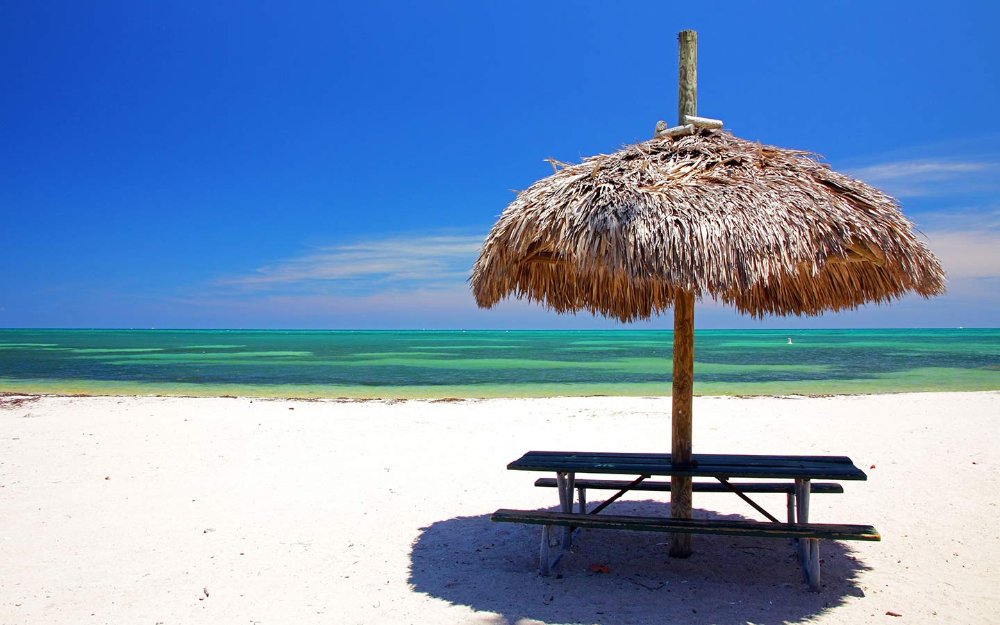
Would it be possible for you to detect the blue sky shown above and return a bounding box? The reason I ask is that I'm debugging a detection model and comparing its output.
[2,1,998,329]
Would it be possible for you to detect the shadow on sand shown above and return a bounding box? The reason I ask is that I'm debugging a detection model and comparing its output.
[409,500,871,625]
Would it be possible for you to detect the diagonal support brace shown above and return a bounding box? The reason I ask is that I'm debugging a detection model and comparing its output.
[716,477,782,524]
[589,474,651,516]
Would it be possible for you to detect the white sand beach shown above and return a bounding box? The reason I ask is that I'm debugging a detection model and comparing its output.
[1,392,997,625]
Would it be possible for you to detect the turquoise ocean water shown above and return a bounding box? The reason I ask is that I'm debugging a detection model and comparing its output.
[0,329,997,398]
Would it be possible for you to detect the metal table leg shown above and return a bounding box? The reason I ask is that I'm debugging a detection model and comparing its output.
[795,477,821,589]
[556,471,576,549]
[538,471,576,575]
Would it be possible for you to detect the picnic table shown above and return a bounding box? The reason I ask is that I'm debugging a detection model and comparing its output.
[492,451,880,589]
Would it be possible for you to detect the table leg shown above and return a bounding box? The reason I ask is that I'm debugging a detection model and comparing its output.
[795,478,821,588]
[555,471,576,550]
[795,478,811,523]
[539,525,552,576]
[795,479,809,564]
[805,537,821,589]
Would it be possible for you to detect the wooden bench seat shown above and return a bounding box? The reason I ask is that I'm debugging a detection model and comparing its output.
[534,477,844,494]
[493,508,878,539]
[492,508,880,588]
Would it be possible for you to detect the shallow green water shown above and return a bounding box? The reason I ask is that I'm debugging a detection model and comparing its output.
[0,329,997,398]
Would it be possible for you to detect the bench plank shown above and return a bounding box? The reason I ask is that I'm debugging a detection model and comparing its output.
[533,477,844,494]
[492,508,881,541]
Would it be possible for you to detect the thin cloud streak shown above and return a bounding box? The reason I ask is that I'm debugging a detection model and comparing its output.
[846,158,999,198]
[219,234,484,292]
[923,229,1000,280]
[911,206,1000,232]
[850,160,987,179]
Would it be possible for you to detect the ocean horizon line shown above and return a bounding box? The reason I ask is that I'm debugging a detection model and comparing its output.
[1,326,996,332]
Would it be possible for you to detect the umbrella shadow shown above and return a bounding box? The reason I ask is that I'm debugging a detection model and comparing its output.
[409,500,872,625]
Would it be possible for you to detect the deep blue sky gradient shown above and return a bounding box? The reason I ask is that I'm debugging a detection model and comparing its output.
[2,1,998,328]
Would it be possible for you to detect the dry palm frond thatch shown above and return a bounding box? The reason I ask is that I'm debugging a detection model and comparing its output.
[471,129,945,321]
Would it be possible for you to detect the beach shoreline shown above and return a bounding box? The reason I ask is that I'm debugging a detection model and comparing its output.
[3,384,999,403]
[1,391,997,624]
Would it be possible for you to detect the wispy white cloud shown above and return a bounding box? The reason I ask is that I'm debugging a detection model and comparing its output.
[218,234,484,293]
[923,229,1000,281]
[846,158,1000,198]
[911,205,1000,232]
[163,284,582,329]
[850,160,987,179]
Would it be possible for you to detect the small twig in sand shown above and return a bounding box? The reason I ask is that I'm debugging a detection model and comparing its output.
[626,577,666,591]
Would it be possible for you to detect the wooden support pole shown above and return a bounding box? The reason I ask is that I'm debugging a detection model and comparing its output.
[678,30,697,127]
[669,28,697,560]
[670,290,695,557]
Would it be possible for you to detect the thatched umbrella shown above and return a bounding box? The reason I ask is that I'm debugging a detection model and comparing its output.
[471,127,945,319]
[470,31,944,557]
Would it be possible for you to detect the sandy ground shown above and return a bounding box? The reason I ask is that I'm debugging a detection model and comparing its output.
[0,392,997,625]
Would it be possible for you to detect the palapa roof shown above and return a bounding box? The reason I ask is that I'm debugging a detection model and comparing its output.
[471,128,945,321]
